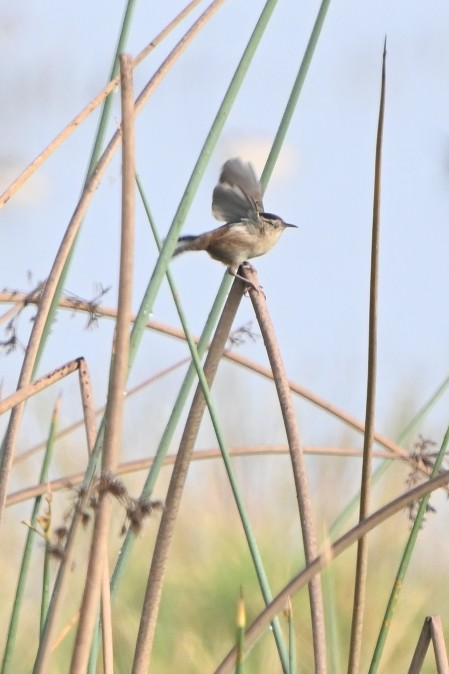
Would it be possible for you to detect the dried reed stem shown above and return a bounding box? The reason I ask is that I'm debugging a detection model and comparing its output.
[5,444,411,508]
[347,40,386,674]
[69,54,135,674]
[77,358,97,456]
[430,616,449,674]
[32,375,100,672]
[101,561,114,674]
[245,266,327,674]
[0,359,81,415]
[131,280,244,674]
[408,616,449,674]
[78,360,114,674]
[408,618,433,674]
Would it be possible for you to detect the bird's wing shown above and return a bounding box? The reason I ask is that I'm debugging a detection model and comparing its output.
[212,158,264,222]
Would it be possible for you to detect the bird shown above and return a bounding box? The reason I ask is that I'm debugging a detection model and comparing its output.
[172,158,297,290]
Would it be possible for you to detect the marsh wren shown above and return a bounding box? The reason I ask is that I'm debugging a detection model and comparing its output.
[173,158,296,289]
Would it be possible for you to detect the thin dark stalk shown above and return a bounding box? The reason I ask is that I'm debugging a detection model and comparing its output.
[245,266,326,674]
[214,468,449,674]
[347,40,386,674]
[131,281,244,674]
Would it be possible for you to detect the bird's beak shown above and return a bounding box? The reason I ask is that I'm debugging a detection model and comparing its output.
[284,222,297,228]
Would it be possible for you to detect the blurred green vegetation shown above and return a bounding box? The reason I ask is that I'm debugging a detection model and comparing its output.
[2,438,447,673]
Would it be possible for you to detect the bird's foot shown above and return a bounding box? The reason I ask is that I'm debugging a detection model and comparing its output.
[231,265,265,296]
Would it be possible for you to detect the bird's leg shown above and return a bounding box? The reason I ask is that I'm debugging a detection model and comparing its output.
[228,263,262,294]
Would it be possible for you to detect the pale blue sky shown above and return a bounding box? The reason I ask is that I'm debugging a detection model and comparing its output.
[1,0,449,454]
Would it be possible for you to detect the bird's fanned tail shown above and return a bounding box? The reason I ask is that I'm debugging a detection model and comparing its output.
[173,235,203,257]
[212,158,263,223]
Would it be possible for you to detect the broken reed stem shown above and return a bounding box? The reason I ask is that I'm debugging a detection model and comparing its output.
[244,266,326,674]
[77,358,97,456]
[12,358,190,465]
[0,358,80,548]
[69,54,135,674]
[0,359,81,415]
[347,39,386,674]
[79,360,115,674]
[78,360,114,674]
